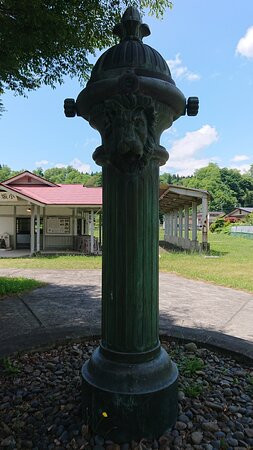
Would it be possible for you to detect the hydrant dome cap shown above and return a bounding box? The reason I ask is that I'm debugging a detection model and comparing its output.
[88,6,175,86]
[89,41,175,85]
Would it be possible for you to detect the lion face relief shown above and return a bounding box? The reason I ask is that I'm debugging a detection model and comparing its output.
[112,107,148,159]
[98,94,157,172]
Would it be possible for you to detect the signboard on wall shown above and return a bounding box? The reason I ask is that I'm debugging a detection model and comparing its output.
[46,217,70,234]
[0,192,18,202]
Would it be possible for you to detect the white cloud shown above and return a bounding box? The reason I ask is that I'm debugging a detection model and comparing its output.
[162,124,219,176]
[55,158,91,174]
[231,154,250,162]
[166,54,200,81]
[70,158,91,174]
[55,163,67,169]
[230,164,251,174]
[236,26,253,58]
[35,160,49,167]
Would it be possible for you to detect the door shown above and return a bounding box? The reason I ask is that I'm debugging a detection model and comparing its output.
[16,218,31,249]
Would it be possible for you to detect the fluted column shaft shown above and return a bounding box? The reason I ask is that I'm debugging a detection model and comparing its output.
[102,161,159,353]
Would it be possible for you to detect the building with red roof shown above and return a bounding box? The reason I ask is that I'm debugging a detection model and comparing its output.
[0,171,102,254]
[1,171,212,255]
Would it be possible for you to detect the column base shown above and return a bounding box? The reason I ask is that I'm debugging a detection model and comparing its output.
[81,345,178,443]
[201,242,210,252]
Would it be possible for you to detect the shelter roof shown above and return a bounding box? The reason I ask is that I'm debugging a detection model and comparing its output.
[159,184,210,213]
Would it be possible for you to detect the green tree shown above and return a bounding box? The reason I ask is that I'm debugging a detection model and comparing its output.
[220,167,253,207]
[181,163,238,213]
[0,0,172,111]
[86,172,102,186]
[33,167,44,177]
[0,164,19,181]
[43,166,93,184]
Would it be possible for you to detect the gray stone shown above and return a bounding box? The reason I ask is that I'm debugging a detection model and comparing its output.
[185,342,198,352]
[215,431,225,439]
[202,421,219,432]
[178,390,185,401]
[226,437,238,447]
[178,414,190,423]
[205,401,224,411]
[0,436,16,448]
[173,436,183,445]
[175,421,187,430]
[223,388,233,396]
[233,431,244,440]
[59,431,69,443]
[191,431,203,444]
[245,428,253,438]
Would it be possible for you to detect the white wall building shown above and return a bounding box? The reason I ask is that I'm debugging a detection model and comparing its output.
[0,171,102,255]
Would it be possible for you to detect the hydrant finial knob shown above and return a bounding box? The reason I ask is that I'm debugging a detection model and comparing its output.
[64,98,76,117]
[186,97,199,116]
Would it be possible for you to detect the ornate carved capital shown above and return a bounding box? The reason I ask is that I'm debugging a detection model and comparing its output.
[90,94,170,173]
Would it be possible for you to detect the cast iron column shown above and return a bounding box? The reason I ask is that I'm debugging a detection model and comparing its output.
[65,6,198,443]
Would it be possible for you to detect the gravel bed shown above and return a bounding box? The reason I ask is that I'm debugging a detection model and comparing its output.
[0,339,253,450]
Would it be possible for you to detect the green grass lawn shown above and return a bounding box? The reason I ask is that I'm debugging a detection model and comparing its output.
[159,233,253,293]
[0,277,43,297]
[0,233,252,292]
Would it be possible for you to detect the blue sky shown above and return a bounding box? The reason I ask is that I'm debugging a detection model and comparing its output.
[0,0,253,177]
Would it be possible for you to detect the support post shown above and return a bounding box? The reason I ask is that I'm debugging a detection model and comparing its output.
[192,201,198,242]
[179,207,183,238]
[85,212,89,234]
[184,206,189,240]
[74,208,78,236]
[43,208,46,250]
[164,213,169,239]
[36,206,40,252]
[30,205,35,256]
[201,195,209,251]
[98,212,102,247]
[81,211,85,235]
[13,206,16,250]
[169,212,173,237]
[173,210,178,237]
[90,210,94,254]
[72,209,75,249]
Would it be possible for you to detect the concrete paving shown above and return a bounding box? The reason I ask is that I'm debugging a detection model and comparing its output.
[0,249,30,258]
[0,268,252,360]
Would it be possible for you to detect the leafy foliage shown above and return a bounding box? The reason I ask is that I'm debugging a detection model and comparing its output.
[184,383,203,398]
[209,217,232,234]
[181,357,204,375]
[1,163,252,208]
[0,164,102,186]
[0,0,172,110]
[1,357,20,376]
[163,163,253,213]
[0,164,20,181]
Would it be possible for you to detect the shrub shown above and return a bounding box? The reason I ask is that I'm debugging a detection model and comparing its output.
[210,217,232,233]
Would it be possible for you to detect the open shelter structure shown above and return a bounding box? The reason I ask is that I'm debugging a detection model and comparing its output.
[0,171,102,255]
[160,184,211,251]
